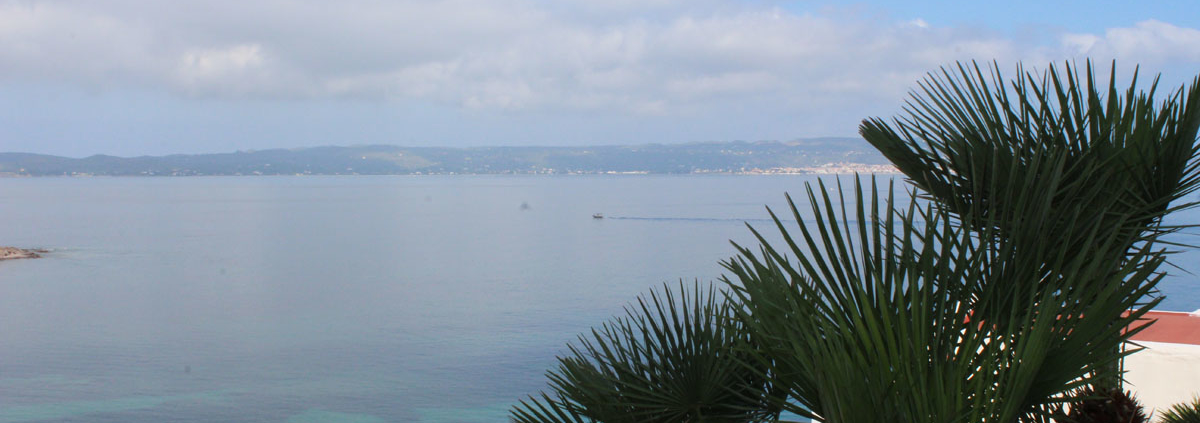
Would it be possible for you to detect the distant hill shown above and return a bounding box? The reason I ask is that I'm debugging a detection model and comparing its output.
[0,138,889,176]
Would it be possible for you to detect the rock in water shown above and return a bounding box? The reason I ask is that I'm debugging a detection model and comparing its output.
[0,247,45,260]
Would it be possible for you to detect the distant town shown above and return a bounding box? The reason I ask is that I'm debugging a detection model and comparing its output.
[0,138,896,176]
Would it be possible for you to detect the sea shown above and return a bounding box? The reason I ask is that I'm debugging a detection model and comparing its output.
[1,175,1197,423]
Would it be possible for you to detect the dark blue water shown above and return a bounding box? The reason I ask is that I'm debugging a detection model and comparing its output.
[0,175,1197,423]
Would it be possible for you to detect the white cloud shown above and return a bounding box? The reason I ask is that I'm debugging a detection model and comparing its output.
[0,1,1197,120]
[665,71,778,97]
[1061,33,1101,56]
[176,44,267,91]
[0,2,160,85]
[1063,20,1200,64]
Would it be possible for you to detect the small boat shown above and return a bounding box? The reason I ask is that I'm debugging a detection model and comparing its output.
[593,213,604,219]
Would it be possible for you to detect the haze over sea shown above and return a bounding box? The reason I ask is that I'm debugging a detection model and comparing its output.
[2,175,1198,423]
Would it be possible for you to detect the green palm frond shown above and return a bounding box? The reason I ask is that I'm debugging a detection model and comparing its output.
[860,60,1200,258]
[510,281,782,423]
[510,393,592,423]
[1161,397,1200,423]
[723,175,1163,423]
[859,60,1200,392]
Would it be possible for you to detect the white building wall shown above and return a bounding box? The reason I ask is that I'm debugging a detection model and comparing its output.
[1125,341,1200,415]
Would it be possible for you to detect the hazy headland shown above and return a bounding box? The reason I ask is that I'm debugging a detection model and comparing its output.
[0,138,892,177]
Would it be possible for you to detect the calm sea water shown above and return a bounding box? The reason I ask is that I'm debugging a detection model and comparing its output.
[1,175,1197,423]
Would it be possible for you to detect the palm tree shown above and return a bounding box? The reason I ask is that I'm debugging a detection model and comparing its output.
[724,176,1163,423]
[510,281,783,423]
[859,60,1200,392]
[859,61,1200,313]
[1161,397,1200,423]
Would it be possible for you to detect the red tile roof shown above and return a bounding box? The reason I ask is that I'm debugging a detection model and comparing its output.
[1130,310,1200,346]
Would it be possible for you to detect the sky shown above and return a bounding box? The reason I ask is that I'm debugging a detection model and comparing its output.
[1,0,1199,157]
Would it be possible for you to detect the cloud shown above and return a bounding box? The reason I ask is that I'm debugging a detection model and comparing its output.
[0,0,1197,119]
[175,44,271,95]
[0,2,160,85]
[1062,20,1200,64]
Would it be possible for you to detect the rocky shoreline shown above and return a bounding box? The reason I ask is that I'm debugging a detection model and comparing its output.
[0,247,46,261]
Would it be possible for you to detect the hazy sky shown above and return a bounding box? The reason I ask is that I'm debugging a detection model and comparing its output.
[2,0,1199,157]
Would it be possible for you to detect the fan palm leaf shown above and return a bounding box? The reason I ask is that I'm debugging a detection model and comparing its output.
[859,60,1200,291]
[859,60,1200,391]
[510,281,782,423]
[1161,397,1200,423]
[723,175,1163,423]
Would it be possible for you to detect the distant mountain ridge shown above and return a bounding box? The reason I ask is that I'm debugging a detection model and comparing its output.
[0,138,889,176]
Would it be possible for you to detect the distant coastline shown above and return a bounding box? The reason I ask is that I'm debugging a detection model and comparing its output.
[0,163,898,177]
[0,139,896,177]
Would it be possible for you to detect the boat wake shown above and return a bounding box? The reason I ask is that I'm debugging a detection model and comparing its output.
[606,216,788,223]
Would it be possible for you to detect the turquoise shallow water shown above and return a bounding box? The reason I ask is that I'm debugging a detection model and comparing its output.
[0,175,1197,422]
